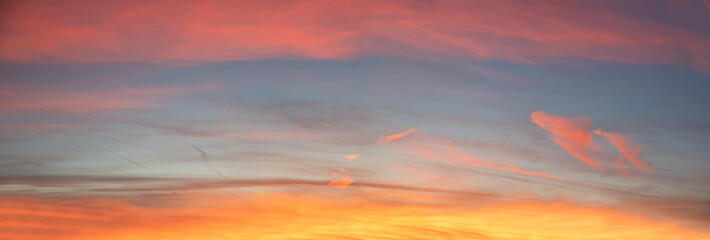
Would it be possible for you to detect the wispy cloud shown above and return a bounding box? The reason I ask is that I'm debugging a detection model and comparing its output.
[345,154,359,161]
[1,1,708,72]
[108,151,150,170]
[388,133,562,180]
[594,129,651,172]
[192,145,228,179]
[379,128,417,142]
[531,111,601,169]
[614,155,638,179]
[0,82,216,113]
[328,178,354,190]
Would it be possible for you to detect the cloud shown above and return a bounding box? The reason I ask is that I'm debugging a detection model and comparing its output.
[345,154,359,161]
[595,129,651,172]
[530,110,601,169]
[2,1,708,72]
[390,133,562,180]
[192,145,228,179]
[0,82,216,113]
[379,128,417,142]
[328,178,354,190]
[0,0,361,63]
[614,154,638,179]
[108,151,150,170]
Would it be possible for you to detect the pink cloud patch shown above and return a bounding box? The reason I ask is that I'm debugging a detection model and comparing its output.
[594,129,651,172]
[531,111,601,169]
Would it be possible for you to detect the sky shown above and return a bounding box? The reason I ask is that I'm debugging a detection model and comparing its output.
[1,0,710,239]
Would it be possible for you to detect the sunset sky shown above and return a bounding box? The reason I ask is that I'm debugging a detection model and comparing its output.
[1,0,710,239]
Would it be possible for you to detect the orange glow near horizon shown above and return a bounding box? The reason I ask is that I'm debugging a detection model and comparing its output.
[2,193,709,240]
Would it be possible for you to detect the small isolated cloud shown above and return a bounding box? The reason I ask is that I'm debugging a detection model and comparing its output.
[379,128,417,142]
[531,111,601,169]
[594,129,651,172]
[337,168,348,172]
[345,154,359,161]
[328,178,353,190]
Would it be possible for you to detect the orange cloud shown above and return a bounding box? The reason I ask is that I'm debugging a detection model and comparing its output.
[379,128,417,142]
[0,82,216,113]
[2,193,708,240]
[337,168,348,172]
[328,178,353,190]
[345,154,359,161]
[594,129,651,172]
[531,111,601,169]
[3,1,707,72]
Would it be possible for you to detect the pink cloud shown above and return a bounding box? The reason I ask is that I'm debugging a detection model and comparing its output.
[379,128,417,142]
[531,111,601,169]
[2,1,707,72]
[345,154,359,161]
[594,129,651,172]
[0,1,361,63]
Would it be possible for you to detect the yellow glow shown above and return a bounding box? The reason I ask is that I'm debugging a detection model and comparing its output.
[2,193,708,240]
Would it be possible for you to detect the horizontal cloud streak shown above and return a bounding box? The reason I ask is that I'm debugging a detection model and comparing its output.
[327,178,353,190]
[388,133,562,180]
[0,82,216,113]
[379,128,417,142]
[2,0,708,72]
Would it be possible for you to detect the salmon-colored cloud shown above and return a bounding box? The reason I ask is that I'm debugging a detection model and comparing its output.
[328,178,353,190]
[345,154,359,161]
[0,82,216,113]
[595,129,651,172]
[0,0,361,63]
[379,128,417,142]
[531,111,601,169]
[2,1,708,72]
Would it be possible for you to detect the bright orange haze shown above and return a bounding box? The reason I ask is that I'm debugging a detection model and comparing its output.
[2,192,708,240]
